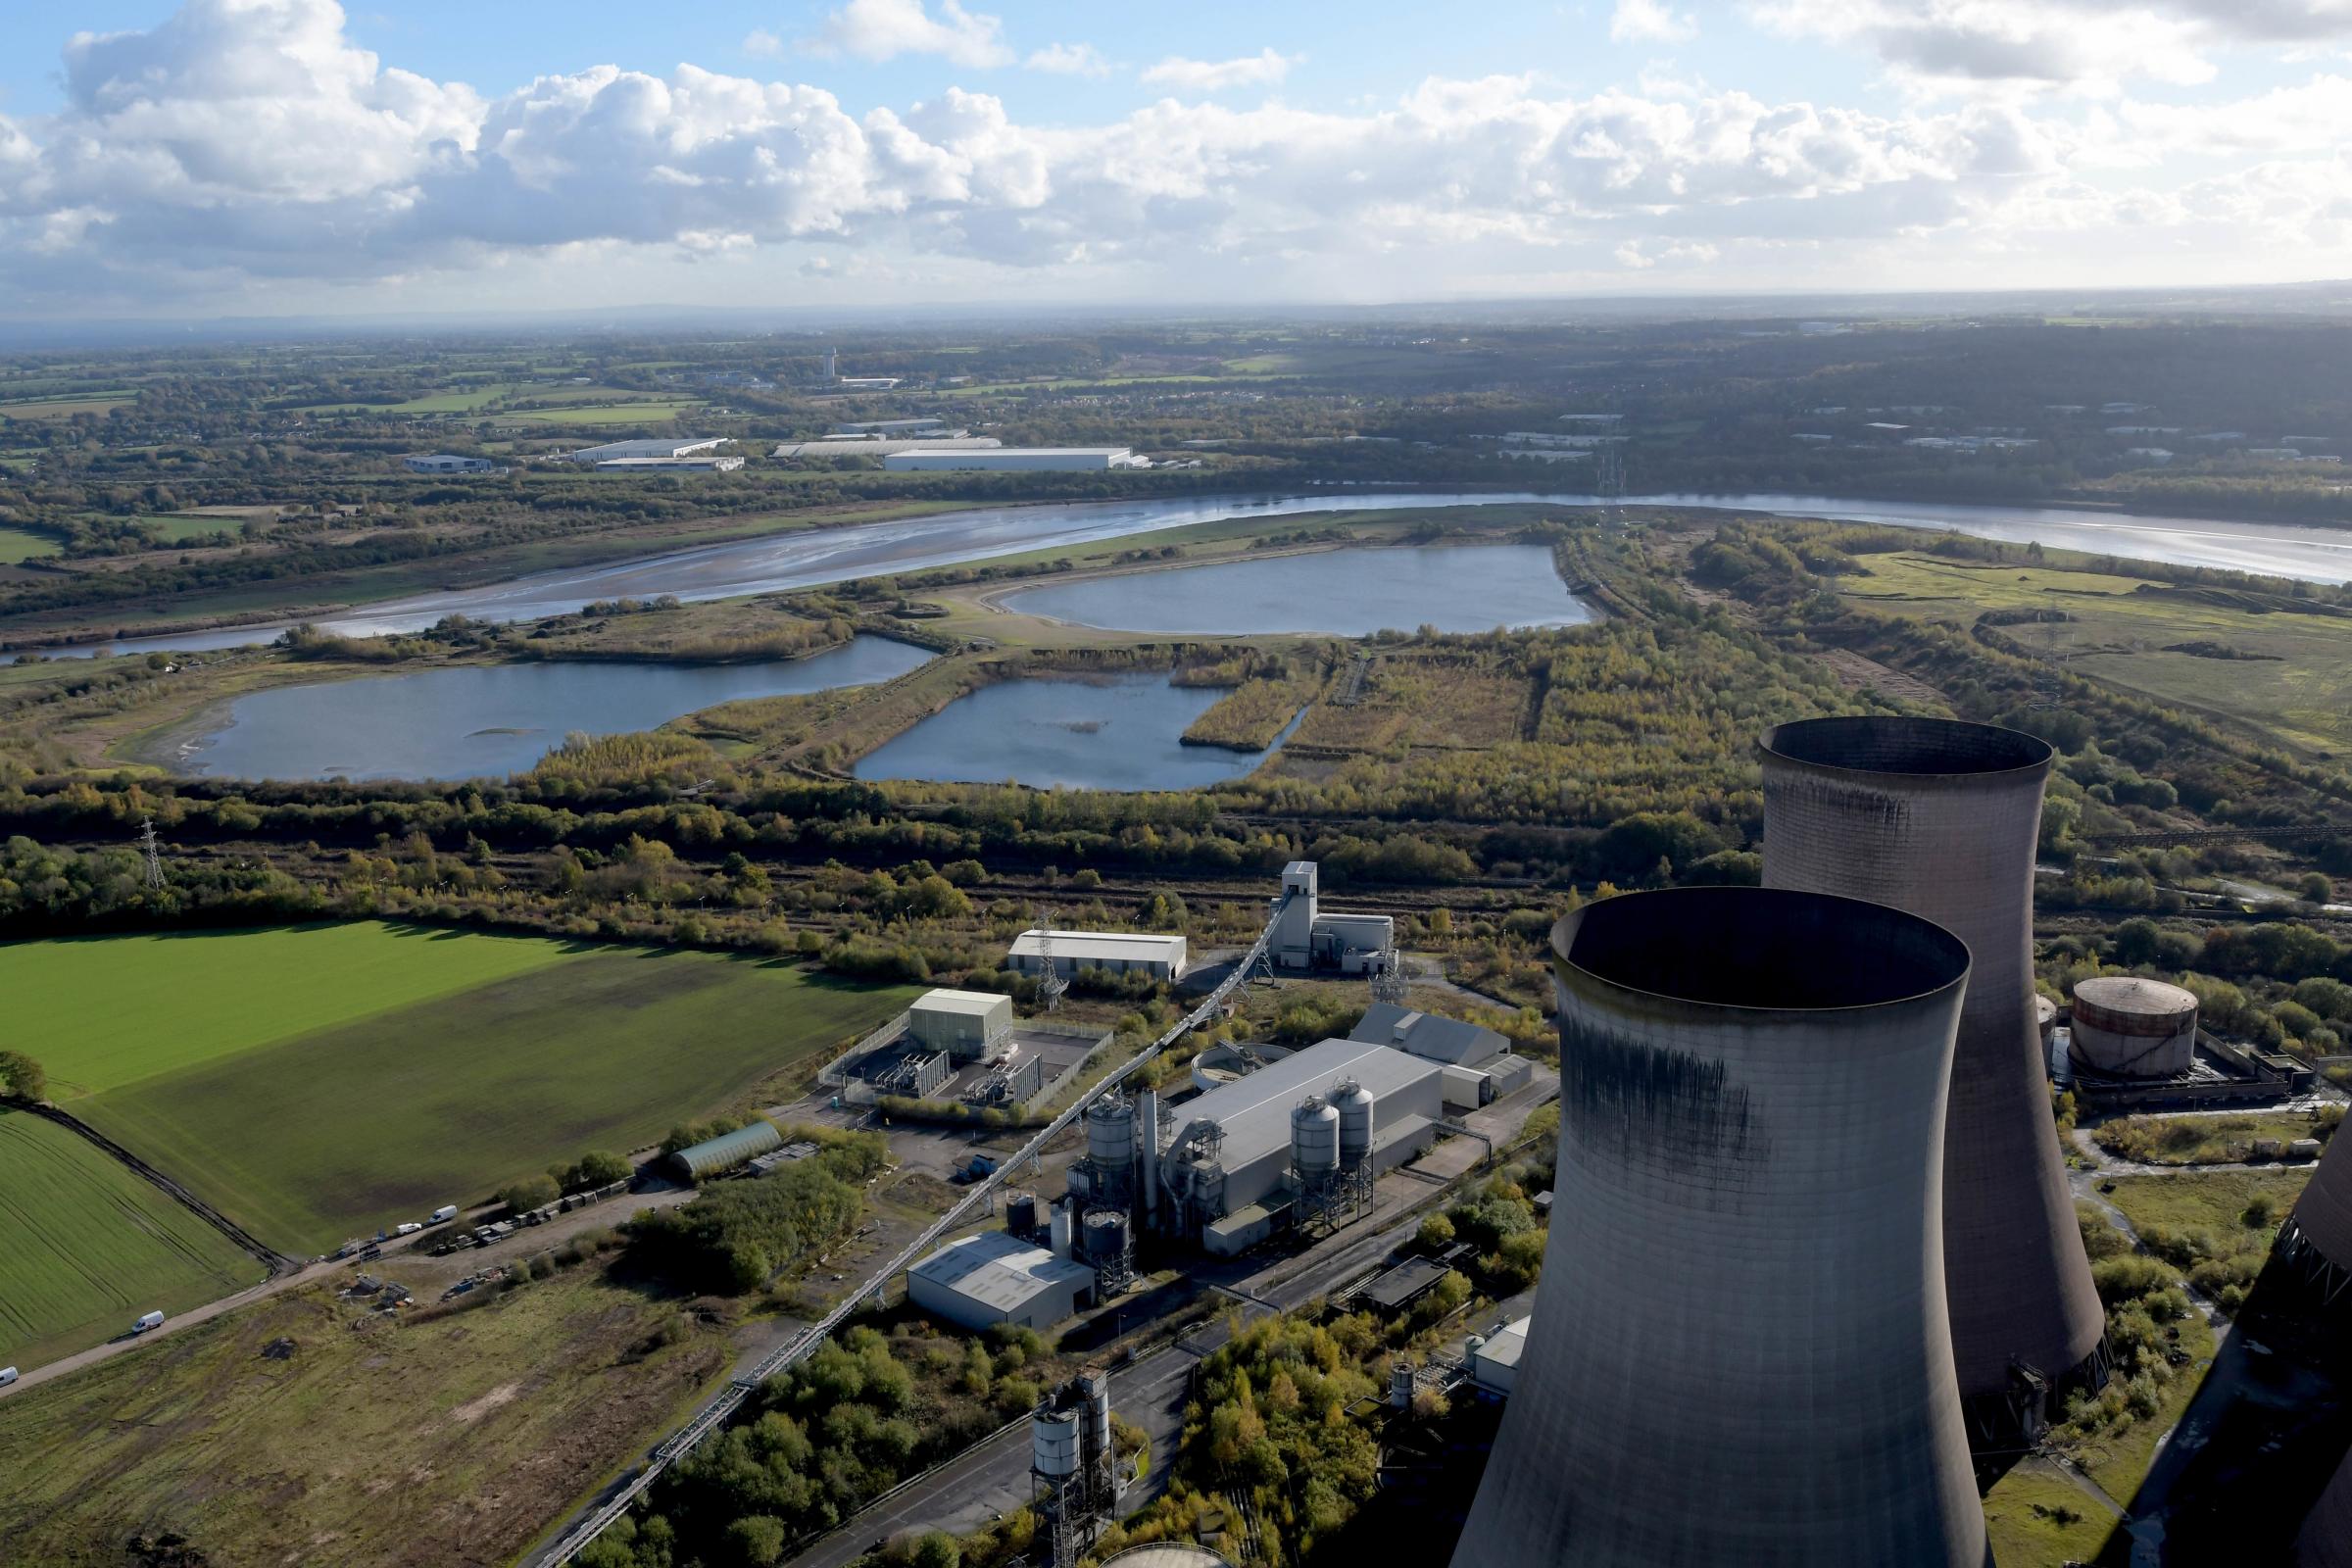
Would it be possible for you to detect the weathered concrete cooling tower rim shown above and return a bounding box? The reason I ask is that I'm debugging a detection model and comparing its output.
[1757,712,2054,782]
[1551,882,1972,1015]
[2278,1129,2352,1305]
[1449,886,1989,1568]
[2301,1444,2352,1568]
[1756,710,2108,1456]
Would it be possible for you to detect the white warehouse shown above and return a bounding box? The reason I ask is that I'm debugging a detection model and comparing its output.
[1007,929,1187,983]
[566,437,732,464]
[907,1231,1099,1332]
[883,447,1147,472]
[1272,861,1395,974]
[1157,1035,1446,1254]
[908,988,1014,1059]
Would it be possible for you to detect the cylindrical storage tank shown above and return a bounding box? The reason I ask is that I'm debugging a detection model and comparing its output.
[1050,1203,1074,1259]
[1088,1098,1137,1172]
[1390,1360,1416,1409]
[1083,1209,1130,1261]
[2035,994,2057,1050]
[1451,887,1984,1568]
[1032,1407,1080,1478]
[2278,1130,2352,1300]
[1079,1367,1112,1458]
[1097,1549,1233,1568]
[2068,976,2198,1079]
[2301,1445,2352,1568]
[1139,1088,1160,1222]
[1760,715,2107,1444]
[1005,1191,1038,1240]
[1334,1078,1376,1167]
[1291,1095,1340,1175]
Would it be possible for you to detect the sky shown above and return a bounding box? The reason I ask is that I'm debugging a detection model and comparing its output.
[0,0,2349,320]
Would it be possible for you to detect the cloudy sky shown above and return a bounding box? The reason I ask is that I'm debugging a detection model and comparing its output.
[1,0,2349,318]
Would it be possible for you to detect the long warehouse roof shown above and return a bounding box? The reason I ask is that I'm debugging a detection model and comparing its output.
[1175,1035,1440,1165]
[1009,929,1184,962]
[908,1230,1096,1312]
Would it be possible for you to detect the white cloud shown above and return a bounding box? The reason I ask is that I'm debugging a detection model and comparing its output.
[1026,41,1110,77]
[743,28,785,59]
[803,0,1012,68]
[1612,0,1699,43]
[1751,0,2352,90]
[5,0,2352,308]
[1140,48,1298,93]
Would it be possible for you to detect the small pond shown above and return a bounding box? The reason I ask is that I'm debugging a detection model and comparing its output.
[853,671,1295,791]
[170,635,933,781]
[996,544,1593,634]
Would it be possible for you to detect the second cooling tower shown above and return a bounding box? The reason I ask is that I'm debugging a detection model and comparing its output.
[1760,715,2107,1446]
[1451,888,1986,1568]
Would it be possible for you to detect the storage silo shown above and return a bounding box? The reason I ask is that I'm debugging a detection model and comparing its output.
[1450,887,1984,1568]
[1760,715,2107,1447]
[2068,976,2198,1079]
[1334,1078,1376,1169]
[1083,1209,1130,1263]
[2278,1127,2352,1302]
[1291,1095,1340,1177]
[1005,1191,1039,1241]
[1033,1406,1081,1479]
[1086,1096,1138,1209]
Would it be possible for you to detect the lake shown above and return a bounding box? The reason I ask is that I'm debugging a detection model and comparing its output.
[853,671,1294,791]
[168,636,932,782]
[24,488,2352,662]
[997,544,1592,635]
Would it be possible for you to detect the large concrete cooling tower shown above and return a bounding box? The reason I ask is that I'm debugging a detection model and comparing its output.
[1760,715,2106,1447]
[2278,1127,2352,1303]
[1450,887,1987,1568]
[2303,1446,2352,1568]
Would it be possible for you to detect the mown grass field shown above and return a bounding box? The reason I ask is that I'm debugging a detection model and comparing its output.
[0,1108,264,1369]
[7,923,917,1252]
[0,525,60,563]
[1840,551,2352,753]
[5,922,580,1100]
[1982,1461,2122,1565]
[502,399,704,425]
[0,1267,730,1568]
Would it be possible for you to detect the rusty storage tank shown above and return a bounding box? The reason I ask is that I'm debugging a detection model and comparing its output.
[1760,715,2107,1448]
[2301,1445,2352,1567]
[2069,976,2198,1079]
[2278,1124,2352,1303]
[1450,887,1985,1568]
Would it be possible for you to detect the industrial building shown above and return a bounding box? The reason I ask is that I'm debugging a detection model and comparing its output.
[2069,976,2200,1078]
[1271,861,1396,975]
[835,418,949,434]
[883,447,1147,472]
[908,988,1014,1059]
[1759,715,2108,1449]
[565,437,732,464]
[594,454,744,471]
[1467,1316,1529,1396]
[2276,1123,2352,1304]
[1155,1035,1445,1254]
[773,435,1000,459]
[1007,929,1187,983]
[666,1119,783,1181]
[403,454,503,474]
[1347,1000,1531,1109]
[1451,887,1986,1568]
[906,1230,1098,1331]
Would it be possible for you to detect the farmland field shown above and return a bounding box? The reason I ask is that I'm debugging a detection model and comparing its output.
[6,924,917,1252]
[501,399,704,425]
[0,525,59,562]
[0,1108,265,1370]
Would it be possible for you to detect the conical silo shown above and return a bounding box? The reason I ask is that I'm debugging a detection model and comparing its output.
[2278,1127,2352,1303]
[1760,715,2106,1446]
[1451,887,1985,1568]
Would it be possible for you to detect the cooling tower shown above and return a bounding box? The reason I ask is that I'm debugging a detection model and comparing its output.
[1760,715,2107,1446]
[2303,1446,2352,1568]
[1451,887,1987,1568]
[2278,1127,2352,1303]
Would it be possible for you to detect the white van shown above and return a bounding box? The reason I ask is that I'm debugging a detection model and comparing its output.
[0,1366,19,1386]
[132,1310,166,1334]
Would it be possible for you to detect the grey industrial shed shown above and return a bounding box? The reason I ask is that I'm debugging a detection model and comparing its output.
[668,1120,783,1181]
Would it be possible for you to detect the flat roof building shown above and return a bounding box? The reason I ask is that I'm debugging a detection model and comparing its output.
[773,436,998,459]
[1471,1316,1530,1396]
[834,418,949,434]
[1008,929,1187,983]
[595,454,745,471]
[907,1230,1099,1332]
[883,447,1147,472]
[404,454,504,474]
[909,988,1015,1060]
[566,437,731,464]
[1349,1002,1506,1067]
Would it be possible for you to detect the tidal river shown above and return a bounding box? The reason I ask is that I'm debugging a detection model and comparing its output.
[26,490,2352,661]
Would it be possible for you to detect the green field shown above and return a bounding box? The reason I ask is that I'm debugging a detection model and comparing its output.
[6,926,917,1251]
[0,524,60,562]
[503,399,704,425]
[1982,1462,2122,1565]
[5,922,581,1100]
[0,395,133,419]
[0,1108,265,1369]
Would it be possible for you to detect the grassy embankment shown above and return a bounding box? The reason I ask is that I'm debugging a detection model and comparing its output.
[5,923,918,1252]
[0,1266,731,1568]
[0,1108,267,1369]
[1838,549,2352,754]
[2094,1110,2337,1166]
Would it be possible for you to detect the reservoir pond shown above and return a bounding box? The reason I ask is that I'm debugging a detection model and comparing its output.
[172,635,932,782]
[853,671,1291,791]
[998,544,1592,634]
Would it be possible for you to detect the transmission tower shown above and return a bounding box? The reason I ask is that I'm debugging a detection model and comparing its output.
[137,817,166,891]
[1370,947,1408,1006]
[2027,620,2077,710]
[1593,438,1626,499]
[1034,910,1069,1013]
